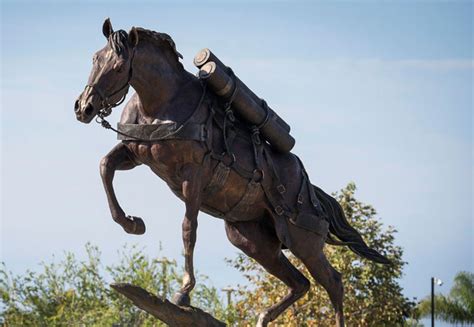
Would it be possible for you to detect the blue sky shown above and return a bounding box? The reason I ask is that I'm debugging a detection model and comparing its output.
[1,1,472,324]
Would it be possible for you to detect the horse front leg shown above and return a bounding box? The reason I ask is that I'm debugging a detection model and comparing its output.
[173,164,203,306]
[100,142,145,235]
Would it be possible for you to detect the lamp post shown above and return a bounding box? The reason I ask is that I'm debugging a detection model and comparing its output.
[431,277,443,327]
[156,257,175,299]
[221,287,236,307]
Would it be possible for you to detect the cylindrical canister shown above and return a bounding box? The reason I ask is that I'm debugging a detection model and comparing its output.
[194,48,291,133]
[199,61,295,153]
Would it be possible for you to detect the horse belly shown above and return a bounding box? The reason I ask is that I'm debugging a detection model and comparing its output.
[125,141,267,221]
[201,169,268,221]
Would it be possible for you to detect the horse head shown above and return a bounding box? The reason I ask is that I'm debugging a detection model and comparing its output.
[74,18,139,123]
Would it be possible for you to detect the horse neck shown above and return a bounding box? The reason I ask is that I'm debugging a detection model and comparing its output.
[129,44,199,123]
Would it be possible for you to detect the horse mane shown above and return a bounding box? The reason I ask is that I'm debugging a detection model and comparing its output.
[108,28,184,69]
[135,28,183,60]
[108,30,129,56]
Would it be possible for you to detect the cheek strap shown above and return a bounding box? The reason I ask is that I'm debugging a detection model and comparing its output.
[85,49,136,118]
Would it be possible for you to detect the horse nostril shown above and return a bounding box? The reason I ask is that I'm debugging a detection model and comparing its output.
[74,99,80,112]
[84,104,94,116]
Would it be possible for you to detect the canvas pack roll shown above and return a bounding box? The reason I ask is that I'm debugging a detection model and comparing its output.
[194,48,290,133]
[194,49,295,153]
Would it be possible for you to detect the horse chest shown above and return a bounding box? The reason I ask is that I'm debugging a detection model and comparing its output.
[125,141,189,188]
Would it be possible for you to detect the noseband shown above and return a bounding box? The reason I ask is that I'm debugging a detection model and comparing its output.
[85,49,136,120]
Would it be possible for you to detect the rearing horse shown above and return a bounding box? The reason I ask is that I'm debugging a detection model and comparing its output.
[74,19,389,327]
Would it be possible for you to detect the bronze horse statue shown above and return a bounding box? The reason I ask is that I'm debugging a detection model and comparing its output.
[74,19,389,326]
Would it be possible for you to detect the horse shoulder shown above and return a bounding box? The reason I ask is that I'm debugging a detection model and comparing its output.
[119,93,141,124]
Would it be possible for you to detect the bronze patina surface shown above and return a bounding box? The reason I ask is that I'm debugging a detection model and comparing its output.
[74,19,389,327]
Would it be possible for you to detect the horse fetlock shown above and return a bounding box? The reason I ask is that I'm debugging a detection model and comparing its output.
[181,273,196,291]
[336,312,345,327]
[111,212,127,224]
[256,311,271,327]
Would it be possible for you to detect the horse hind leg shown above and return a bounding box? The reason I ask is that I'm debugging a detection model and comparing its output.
[305,253,344,326]
[225,220,310,327]
[289,226,345,326]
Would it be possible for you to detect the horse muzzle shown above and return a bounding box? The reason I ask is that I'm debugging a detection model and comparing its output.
[74,97,98,124]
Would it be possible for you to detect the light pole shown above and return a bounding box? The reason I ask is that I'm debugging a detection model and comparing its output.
[221,287,236,307]
[156,257,175,299]
[431,277,443,327]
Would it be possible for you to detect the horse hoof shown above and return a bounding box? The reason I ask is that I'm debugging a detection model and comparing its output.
[172,291,191,307]
[124,216,146,235]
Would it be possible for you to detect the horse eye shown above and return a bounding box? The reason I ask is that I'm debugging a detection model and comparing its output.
[114,61,125,73]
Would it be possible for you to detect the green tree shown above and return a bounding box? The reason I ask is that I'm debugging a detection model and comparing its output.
[0,243,228,326]
[417,271,474,325]
[1,183,420,326]
[228,183,416,326]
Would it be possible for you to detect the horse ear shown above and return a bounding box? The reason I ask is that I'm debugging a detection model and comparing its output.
[128,27,139,48]
[102,18,114,39]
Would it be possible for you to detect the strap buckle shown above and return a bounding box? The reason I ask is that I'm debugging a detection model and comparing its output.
[275,206,284,216]
[200,125,208,141]
[251,126,261,145]
[252,169,264,183]
[222,152,236,167]
[297,194,304,204]
[225,108,235,122]
[277,184,286,194]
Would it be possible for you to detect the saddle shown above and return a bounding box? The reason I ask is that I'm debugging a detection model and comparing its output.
[198,92,329,247]
[115,87,329,248]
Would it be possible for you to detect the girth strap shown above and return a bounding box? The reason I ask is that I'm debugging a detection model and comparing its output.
[203,162,231,196]
[225,180,261,220]
[210,152,255,180]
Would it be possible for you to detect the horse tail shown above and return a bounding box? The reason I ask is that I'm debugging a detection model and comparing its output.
[313,185,391,265]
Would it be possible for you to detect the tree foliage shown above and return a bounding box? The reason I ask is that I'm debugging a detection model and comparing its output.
[228,183,416,326]
[0,244,228,326]
[418,271,474,325]
[1,183,416,326]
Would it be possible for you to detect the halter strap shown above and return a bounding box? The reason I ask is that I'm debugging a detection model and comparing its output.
[86,49,136,118]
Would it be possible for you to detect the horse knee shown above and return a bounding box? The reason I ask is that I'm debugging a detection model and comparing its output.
[99,156,111,176]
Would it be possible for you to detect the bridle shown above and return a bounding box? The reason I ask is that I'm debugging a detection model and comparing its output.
[83,47,208,142]
[84,49,136,122]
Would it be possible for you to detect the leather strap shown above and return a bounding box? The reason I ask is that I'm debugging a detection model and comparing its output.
[117,122,207,142]
[204,162,230,196]
[225,180,261,220]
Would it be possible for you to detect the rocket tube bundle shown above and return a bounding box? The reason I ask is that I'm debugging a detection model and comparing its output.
[194,48,295,153]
